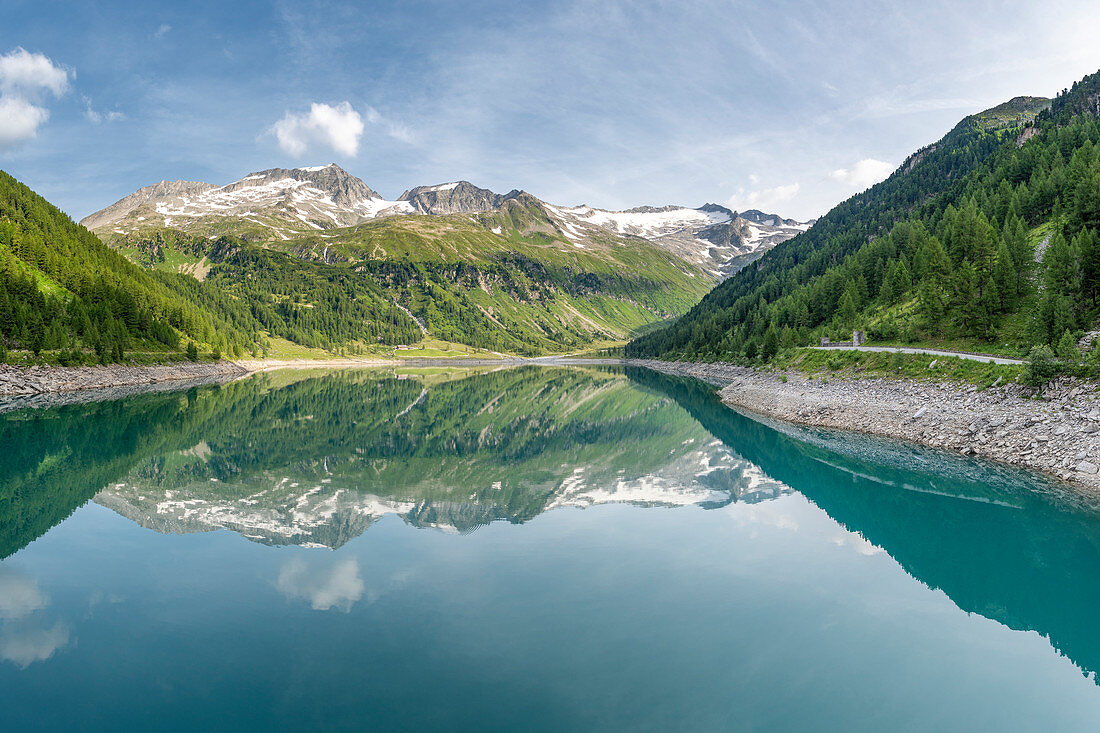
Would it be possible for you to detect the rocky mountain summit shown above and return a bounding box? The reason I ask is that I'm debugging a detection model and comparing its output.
[398,180,520,215]
[81,163,414,236]
[79,179,216,231]
[92,431,787,549]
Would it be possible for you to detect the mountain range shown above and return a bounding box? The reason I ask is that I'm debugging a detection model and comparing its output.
[16,67,1100,365]
[82,163,810,280]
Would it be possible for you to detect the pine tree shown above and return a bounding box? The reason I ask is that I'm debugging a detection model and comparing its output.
[1043,232,1078,296]
[992,242,1017,311]
[1077,230,1100,305]
[761,327,779,361]
[1056,329,1080,360]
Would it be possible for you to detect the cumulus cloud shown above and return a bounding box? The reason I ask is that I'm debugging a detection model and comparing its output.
[277,556,365,612]
[728,182,801,213]
[0,96,50,149]
[0,47,69,151]
[0,47,69,96]
[828,158,894,188]
[272,101,364,157]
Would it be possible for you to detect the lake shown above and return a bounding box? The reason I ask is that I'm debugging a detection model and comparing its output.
[2,365,1099,731]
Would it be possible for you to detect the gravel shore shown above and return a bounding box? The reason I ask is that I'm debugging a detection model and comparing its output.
[631,359,1100,493]
[0,360,249,397]
[0,355,516,403]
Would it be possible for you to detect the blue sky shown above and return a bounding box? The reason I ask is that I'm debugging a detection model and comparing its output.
[3,0,1100,221]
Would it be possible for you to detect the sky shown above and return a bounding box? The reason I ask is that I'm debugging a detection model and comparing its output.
[2,0,1100,222]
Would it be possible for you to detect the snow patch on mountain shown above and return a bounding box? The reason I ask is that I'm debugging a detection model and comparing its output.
[544,202,811,280]
[83,164,811,280]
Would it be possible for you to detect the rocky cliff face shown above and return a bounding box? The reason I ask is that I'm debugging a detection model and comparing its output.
[221,164,382,208]
[80,180,216,231]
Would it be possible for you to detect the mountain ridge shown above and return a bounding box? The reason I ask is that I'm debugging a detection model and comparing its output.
[626,84,1081,361]
[83,165,810,278]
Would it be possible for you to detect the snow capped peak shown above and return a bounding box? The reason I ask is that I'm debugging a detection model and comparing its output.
[397,180,509,215]
[544,201,812,279]
[81,163,812,273]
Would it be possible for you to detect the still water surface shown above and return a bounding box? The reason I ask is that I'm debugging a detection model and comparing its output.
[1,366,1099,731]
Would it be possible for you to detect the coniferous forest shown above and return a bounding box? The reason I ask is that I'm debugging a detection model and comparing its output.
[0,170,424,363]
[627,72,1100,364]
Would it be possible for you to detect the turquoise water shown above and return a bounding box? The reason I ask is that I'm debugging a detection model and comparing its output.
[1,365,1099,731]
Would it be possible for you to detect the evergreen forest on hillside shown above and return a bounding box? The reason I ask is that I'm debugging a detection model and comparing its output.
[627,73,1100,366]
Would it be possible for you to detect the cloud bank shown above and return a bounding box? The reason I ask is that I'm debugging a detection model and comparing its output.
[728,182,801,213]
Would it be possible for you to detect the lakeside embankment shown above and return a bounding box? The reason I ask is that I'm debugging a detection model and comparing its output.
[8,353,1100,494]
[0,360,250,397]
[630,359,1100,493]
[0,355,528,401]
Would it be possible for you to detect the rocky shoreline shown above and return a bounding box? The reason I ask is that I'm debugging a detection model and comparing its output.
[0,360,249,398]
[0,355,518,407]
[630,359,1100,493]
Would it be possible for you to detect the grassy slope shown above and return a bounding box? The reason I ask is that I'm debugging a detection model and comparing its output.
[96,195,714,356]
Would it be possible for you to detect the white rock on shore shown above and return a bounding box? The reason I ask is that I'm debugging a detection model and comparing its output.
[632,359,1100,494]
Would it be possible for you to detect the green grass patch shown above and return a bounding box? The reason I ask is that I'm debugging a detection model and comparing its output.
[774,348,1022,387]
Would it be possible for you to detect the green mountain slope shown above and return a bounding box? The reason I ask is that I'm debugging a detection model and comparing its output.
[93,189,713,356]
[0,170,272,361]
[624,77,1100,360]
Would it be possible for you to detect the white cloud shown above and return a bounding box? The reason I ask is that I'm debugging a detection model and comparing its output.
[0,568,71,668]
[0,47,69,97]
[277,556,365,612]
[154,24,172,40]
[0,47,69,151]
[728,182,801,213]
[0,96,50,149]
[83,96,125,124]
[828,158,894,188]
[272,101,364,157]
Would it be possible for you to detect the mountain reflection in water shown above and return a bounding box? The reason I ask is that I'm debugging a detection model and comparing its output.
[2,365,1100,685]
